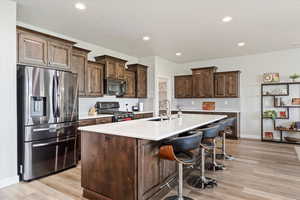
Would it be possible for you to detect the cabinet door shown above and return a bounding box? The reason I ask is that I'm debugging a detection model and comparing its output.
[124,70,136,98]
[106,60,116,79]
[85,62,104,97]
[115,62,125,80]
[185,76,193,98]
[71,51,87,96]
[193,69,215,98]
[226,72,239,97]
[175,76,186,98]
[160,159,177,182]
[138,140,161,199]
[214,73,226,97]
[18,32,48,66]
[48,41,72,70]
[137,68,147,98]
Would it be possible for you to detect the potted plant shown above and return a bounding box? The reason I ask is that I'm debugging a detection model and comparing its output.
[263,110,277,120]
[289,73,300,82]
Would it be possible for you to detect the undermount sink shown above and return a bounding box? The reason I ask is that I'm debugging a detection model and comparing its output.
[148,117,176,122]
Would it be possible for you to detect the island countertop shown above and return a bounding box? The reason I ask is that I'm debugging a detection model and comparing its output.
[78,114,227,141]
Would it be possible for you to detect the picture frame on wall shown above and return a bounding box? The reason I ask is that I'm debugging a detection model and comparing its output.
[263,73,280,83]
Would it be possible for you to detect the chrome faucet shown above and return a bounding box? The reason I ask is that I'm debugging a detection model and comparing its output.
[165,100,172,120]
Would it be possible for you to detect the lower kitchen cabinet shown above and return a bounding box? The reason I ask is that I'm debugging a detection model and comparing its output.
[81,132,177,200]
[134,113,154,119]
[77,117,112,161]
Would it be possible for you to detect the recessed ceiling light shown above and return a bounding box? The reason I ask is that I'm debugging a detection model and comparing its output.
[237,42,245,47]
[222,16,233,23]
[75,2,86,10]
[175,52,182,56]
[142,36,150,41]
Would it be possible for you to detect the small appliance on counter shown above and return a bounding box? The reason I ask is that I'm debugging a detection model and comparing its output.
[139,102,144,112]
[132,105,139,112]
[95,102,134,122]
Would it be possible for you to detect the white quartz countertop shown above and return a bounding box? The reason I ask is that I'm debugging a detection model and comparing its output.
[173,109,240,113]
[79,114,227,141]
[79,114,114,120]
[79,111,153,120]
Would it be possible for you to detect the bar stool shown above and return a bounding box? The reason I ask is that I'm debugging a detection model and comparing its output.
[159,132,203,200]
[187,125,220,189]
[216,117,236,161]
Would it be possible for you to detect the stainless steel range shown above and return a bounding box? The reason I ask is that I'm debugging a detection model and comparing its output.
[95,102,134,122]
[17,65,78,181]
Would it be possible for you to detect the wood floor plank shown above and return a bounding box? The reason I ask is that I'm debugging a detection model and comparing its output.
[0,139,299,200]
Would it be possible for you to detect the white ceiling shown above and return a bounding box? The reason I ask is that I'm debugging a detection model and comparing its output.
[15,0,300,63]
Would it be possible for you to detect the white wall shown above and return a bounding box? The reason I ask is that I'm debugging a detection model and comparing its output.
[17,22,148,115]
[0,0,18,188]
[179,49,300,139]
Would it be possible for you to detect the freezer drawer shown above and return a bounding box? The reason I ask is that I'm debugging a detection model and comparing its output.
[22,136,76,181]
[24,122,78,142]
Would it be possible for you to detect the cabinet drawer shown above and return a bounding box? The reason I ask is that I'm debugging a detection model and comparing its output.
[96,117,112,124]
[79,119,97,127]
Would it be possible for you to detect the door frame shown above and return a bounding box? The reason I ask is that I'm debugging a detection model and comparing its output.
[155,76,172,116]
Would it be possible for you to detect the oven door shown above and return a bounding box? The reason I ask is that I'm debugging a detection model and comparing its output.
[23,136,76,181]
[105,79,126,96]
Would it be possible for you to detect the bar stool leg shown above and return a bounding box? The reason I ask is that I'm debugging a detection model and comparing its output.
[165,163,193,200]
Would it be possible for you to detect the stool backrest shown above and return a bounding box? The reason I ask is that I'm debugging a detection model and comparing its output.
[223,117,236,127]
[198,125,220,139]
[164,132,202,154]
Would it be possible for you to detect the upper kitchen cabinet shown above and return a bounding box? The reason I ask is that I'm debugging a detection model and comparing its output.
[127,64,148,98]
[71,47,91,96]
[174,75,193,98]
[192,66,217,98]
[17,26,76,70]
[94,55,127,80]
[214,71,241,98]
[85,61,104,97]
[123,70,136,98]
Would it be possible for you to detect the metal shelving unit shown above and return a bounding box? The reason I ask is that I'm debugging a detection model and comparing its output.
[261,82,300,145]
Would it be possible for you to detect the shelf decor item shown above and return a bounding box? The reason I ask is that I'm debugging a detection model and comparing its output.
[289,73,300,82]
[263,110,277,120]
[292,98,300,105]
[202,102,215,110]
[264,132,274,140]
[279,111,287,118]
[285,137,300,143]
[263,73,280,83]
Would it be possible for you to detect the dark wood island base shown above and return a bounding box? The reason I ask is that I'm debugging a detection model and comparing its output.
[81,131,177,200]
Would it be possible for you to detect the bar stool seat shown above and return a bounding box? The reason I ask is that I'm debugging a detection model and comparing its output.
[160,131,203,200]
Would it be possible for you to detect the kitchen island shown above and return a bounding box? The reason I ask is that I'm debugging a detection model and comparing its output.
[79,114,226,200]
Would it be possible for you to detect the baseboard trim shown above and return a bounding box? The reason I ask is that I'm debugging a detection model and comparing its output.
[0,176,19,189]
[240,135,261,140]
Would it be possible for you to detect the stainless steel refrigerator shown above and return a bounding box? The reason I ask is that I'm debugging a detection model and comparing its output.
[17,65,78,181]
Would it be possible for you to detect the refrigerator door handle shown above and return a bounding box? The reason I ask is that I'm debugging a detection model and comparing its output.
[56,72,61,118]
[32,137,75,148]
[52,75,58,118]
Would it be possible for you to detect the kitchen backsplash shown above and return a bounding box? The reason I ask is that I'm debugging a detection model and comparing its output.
[79,96,140,115]
[173,98,241,111]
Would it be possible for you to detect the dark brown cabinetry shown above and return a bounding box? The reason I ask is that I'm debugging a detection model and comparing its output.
[214,71,240,98]
[192,67,217,98]
[134,112,154,119]
[77,117,112,161]
[124,70,136,98]
[174,75,193,98]
[174,67,240,98]
[71,47,90,96]
[127,64,148,98]
[94,55,127,80]
[85,61,104,97]
[81,132,177,200]
[17,26,75,70]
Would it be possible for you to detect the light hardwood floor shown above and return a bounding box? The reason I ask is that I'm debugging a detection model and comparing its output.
[0,139,299,200]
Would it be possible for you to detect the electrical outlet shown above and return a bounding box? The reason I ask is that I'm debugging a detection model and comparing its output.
[225,101,228,105]
[191,101,195,105]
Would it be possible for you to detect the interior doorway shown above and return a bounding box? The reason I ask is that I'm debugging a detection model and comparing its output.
[157,76,171,115]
